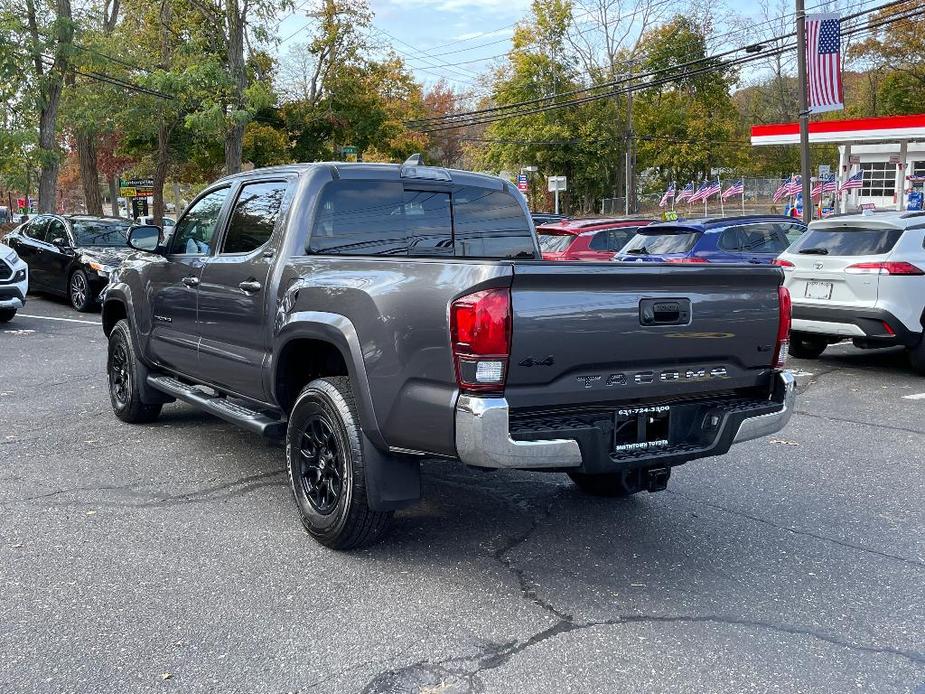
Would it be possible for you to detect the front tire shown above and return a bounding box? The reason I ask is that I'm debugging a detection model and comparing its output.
[287,377,392,549]
[0,308,15,323]
[69,269,94,312]
[789,333,828,359]
[107,319,162,423]
[909,336,925,376]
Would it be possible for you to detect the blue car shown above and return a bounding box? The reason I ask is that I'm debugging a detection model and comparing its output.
[614,215,807,264]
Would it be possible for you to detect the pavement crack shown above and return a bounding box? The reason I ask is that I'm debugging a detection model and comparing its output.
[668,489,924,568]
[2,470,286,509]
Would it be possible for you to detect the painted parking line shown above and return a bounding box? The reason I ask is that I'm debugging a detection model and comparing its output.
[902,393,925,400]
[17,313,101,326]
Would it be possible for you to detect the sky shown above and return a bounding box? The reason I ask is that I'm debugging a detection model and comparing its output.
[272,0,765,93]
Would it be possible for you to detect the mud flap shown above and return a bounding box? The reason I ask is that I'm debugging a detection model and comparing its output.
[361,433,421,511]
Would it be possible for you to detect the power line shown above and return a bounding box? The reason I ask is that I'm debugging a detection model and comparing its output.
[412,3,917,133]
[407,0,914,130]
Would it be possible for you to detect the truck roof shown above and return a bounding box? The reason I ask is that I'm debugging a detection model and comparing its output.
[214,162,508,190]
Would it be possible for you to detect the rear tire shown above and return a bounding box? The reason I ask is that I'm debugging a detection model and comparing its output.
[107,319,162,423]
[909,336,925,376]
[568,470,644,498]
[789,333,828,359]
[0,308,15,323]
[287,377,392,549]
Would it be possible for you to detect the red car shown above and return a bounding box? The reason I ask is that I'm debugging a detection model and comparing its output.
[536,218,655,261]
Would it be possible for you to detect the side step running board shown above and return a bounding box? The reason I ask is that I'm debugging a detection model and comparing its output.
[147,375,286,439]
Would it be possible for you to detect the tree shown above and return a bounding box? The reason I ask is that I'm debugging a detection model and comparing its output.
[633,17,746,185]
[21,0,74,212]
[851,5,924,116]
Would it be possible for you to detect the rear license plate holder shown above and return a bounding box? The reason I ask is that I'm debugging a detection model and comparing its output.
[614,406,671,453]
[805,281,833,300]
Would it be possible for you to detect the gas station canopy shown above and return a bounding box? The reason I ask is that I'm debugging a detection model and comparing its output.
[751,113,925,146]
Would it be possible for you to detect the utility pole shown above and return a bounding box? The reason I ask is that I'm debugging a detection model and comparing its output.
[624,62,635,216]
[796,0,812,223]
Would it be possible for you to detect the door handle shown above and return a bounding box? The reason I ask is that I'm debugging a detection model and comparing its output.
[238,280,262,293]
[181,276,200,288]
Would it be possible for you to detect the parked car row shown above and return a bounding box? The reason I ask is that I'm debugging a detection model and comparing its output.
[536,214,807,265]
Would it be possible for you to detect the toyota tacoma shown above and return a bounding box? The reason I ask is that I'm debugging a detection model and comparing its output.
[102,158,796,549]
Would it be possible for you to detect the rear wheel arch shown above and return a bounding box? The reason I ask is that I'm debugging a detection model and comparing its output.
[274,337,350,415]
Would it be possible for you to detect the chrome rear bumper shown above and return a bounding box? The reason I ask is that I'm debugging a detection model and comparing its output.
[455,371,796,469]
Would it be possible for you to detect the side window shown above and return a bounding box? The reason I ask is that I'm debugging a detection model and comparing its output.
[610,227,637,251]
[309,181,410,256]
[170,188,230,256]
[221,180,289,255]
[453,186,536,259]
[24,217,48,241]
[721,224,791,254]
[588,231,609,251]
[719,228,743,252]
[784,223,807,244]
[46,219,67,245]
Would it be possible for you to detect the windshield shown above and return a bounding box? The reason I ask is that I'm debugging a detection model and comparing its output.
[622,229,700,255]
[537,232,573,253]
[792,225,904,256]
[73,220,131,247]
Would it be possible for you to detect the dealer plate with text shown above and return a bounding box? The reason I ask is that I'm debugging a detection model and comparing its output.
[614,405,670,454]
[805,281,833,300]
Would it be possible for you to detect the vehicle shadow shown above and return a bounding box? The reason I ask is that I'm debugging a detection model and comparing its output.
[795,344,915,377]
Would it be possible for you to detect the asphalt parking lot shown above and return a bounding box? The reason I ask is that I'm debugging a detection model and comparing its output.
[1,296,923,694]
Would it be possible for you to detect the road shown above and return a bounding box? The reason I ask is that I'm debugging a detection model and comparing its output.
[1,296,923,693]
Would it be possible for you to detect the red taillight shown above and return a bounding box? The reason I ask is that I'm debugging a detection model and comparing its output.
[774,285,791,369]
[882,321,895,336]
[450,288,512,393]
[773,258,795,270]
[845,261,924,275]
[665,256,709,264]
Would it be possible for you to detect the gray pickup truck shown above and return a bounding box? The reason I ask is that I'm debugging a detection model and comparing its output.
[102,158,796,548]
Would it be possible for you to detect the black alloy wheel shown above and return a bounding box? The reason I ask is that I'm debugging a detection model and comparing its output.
[298,414,345,515]
[109,338,131,409]
[69,269,92,311]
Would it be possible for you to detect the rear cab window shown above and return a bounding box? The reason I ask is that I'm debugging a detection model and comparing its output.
[791,225,904,256]
[622,227,700,255]
[307,180,536,259]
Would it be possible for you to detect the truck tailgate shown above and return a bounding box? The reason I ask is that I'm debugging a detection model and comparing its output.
[506,263,782,408]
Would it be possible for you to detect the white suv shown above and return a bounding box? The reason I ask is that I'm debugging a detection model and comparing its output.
[0,239,29,322]
[775,210,925,373]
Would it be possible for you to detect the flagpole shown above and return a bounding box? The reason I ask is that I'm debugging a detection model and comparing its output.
[720,181,725,218]
[741,181,745,214]
[796,0,813,222]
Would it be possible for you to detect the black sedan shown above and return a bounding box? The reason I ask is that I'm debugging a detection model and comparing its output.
[4,215,135,311]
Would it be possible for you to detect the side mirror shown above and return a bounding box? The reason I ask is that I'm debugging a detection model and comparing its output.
[128,225,162,253]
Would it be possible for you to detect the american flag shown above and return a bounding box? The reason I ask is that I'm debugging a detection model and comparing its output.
[811,174,839,198]
[722,180,744,199]
[675,182,695,204]
[838,170,863,193]
[690,180,721,203]
[688,181,709,204]
[785,175,803,197]
[806,14,844,114]
[659,183,676,207]
[772,178,791,202]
